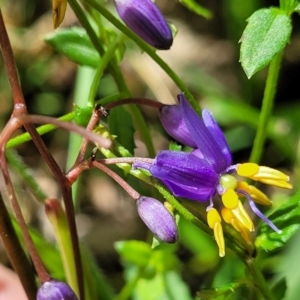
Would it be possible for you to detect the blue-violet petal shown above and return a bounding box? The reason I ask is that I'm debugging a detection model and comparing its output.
[159,104,197,148]
[149,151,218,200]
[178,94,230,173]
[202,109,232,168]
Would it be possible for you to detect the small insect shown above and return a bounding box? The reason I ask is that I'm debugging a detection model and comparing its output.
[97,105,109,117]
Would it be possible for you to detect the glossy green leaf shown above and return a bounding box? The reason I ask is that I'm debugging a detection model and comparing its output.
[45,27,100,68]
[256,189,300,251]
[115,240,152,267]
[108,106,135,154]
[240,8,292,78]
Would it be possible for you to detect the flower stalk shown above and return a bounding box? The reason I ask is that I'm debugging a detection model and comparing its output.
[250,51,284,164]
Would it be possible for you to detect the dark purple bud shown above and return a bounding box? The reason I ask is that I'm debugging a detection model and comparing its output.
[137,196,178,243]
[159,104,197,148]
[114,0,173,50]
[37,280,78,300]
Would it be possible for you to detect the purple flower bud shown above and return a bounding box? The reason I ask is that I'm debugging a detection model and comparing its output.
[114,0,173,50]
[37,280,78,300]
[159,104,197,148]
[137,196,178,243]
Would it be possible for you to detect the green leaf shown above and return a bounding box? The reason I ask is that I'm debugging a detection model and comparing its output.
[240,8,292,78]
[294,3,300,13]
[134,271,192,300]
[108,106,135,154]
[255,189,300,251]
[271,277,287,300]
[115,240,152,267]
[178,0,212,19]
[45,27,100,68]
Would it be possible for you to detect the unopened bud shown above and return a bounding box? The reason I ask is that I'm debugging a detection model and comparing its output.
[114,0,173,50]
[37,280,78,300]
[137,196,178,243]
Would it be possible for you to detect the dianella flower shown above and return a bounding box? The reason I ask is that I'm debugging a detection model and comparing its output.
[137,196,178,243]
[134,94,292,256]
[114,0,173,50]
[37,280,78,300]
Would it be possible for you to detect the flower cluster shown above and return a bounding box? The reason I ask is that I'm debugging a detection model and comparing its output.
[134,94,292,256]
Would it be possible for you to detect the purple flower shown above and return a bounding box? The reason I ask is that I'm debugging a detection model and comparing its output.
[114,0,173,50]
[159,104,197,148]
[137,196,178,243]
[37,280,78,300]
[134,94,292,256]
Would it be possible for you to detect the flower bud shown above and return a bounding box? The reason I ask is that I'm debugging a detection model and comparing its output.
[37,280,78,300]
[159,104,197,148]
[114,0,173,50]
[137,196,178,243]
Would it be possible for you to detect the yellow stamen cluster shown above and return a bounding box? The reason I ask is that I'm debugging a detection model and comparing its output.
[206,163,292,257]
[221,208,252,245]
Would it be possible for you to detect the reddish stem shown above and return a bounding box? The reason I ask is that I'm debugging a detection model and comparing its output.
[73,106,106,166]
[0,153,50,283]
[0,10,85,299]
[92,160,140,200]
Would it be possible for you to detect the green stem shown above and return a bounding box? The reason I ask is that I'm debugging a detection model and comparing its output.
[113,267,145,300]
[250,51,283,164]
[69,0,156,158]
[88,34,126,106]
[83,0,200,113]
[246,258,275,300]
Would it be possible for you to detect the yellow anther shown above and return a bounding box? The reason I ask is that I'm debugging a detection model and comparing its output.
[248,185,272,205]
[232,219,252,245]
[214,222,225,257]
[246,166,292,189]
[232,201,254,232]
[207,209,225,256]
[221,207,234,224]
[221,189,239,210]
[52,0,67,29]
[237,181,250,193]
[207,208,221,229]
[237,163,259,177]
[221,208,252,245]
[258,178,292,189]
[237,181,272,206]
[252,166,289,181]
